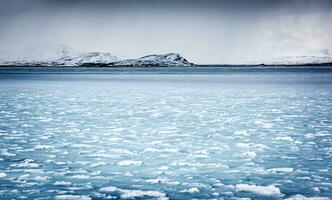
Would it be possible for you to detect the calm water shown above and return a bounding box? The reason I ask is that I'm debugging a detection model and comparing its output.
[0,67,331,200]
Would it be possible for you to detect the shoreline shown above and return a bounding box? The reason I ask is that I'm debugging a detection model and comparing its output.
[0,63,332,68]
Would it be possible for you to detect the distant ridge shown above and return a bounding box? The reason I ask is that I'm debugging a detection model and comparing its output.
[1,45,332,67]
[0,46,193,67]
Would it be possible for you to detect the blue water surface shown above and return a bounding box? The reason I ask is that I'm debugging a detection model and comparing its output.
[0,66,331,200]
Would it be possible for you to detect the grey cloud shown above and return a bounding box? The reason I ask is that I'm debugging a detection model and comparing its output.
[0,0,331,64]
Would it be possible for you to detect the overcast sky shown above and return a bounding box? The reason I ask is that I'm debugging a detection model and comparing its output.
[0,0,331,64]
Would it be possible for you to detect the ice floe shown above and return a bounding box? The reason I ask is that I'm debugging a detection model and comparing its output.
[266,168,294,173]
[99,186,167,200]
[54,181,72,186]
[55,195,92,200]
[0,172,7,178]
[119,189,168,199]
[10,159,40,168]
[1,71,332,199]
[99,186,118,193]
[235,184,283,197]
[180,187,200,193]
[284,195,330,200]
[117,160,143,166]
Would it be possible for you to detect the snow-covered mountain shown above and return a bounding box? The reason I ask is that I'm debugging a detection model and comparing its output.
[252,50,332,65]
[255,55,332,65]
[1,45,331,66]
[56,52,120,66]
[0,46,193,67]
[109,53,192,67]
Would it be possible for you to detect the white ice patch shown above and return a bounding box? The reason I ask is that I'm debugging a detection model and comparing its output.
[72,175,90,179]
[90,162,107,168]
[276,136,294,142]
[262,123,273,128]
[235,184,283,197]
[54,181,72,186]
[284,194,330,200]
[145,178,181,185]
[1,150,16,157]
[119,189,167,199]
[55,195,92,200]
[35,145,53,149]
[234,130,251,136]
[117,160,143,166]
[100,186,118,193]
[99,186,167,200]
[11,159,40,168]
[33,176,48,181]
[236,143,268,150]
[0,172,7,178]
[180,187,200,193]
[267,168,294,173]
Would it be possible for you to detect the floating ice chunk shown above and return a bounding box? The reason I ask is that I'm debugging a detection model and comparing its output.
[262,123,273,128]
[236,143,251,148]
[276,136,294,141]
[100,186,118,193]
[112,127,126,132]
[1,150,16,157]
[267,168,294,173]
[72,175,90,179]
[55,195,92,200]
[284,194,330,200]
[236,143,268,150]
[33,176,48,181]
[11,159,40,168]
[119,189,167,199]
[234,130,250,136]
[39,117,53,122]
[90,162,107,168]
[180,187,199,193]
[117,160,143,166]
[54,181,72,186]
[0,172,7,178]
[145,178,180,185]
[235,184,283,197]
[110,149,136,155]
[35,145,53,149]
[72,144,91,148]
[108,137,122,142]
[159,166,169,170]
[212,192,219,197]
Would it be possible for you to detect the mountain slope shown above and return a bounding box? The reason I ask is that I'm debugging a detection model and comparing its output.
[104,53,193,67]
[256,55,332,65]
[2,45,331,66]
[0,48,193,67]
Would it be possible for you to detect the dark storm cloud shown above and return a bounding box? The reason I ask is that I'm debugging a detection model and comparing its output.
[0,0,331,63]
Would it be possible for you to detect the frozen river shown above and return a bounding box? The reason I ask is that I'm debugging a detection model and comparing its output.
[0,67,331,200]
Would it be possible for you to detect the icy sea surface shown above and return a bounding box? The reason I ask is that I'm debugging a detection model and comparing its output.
[0,67,331,200]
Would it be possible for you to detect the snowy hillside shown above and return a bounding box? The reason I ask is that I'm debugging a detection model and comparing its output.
[0,46,193,67]
[56,52,119,66]
[110,53,193,67]
[258,55,332,65]
[252,50,332,65]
